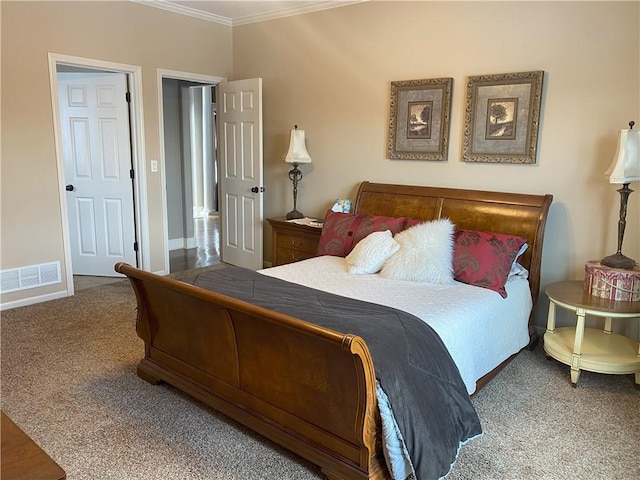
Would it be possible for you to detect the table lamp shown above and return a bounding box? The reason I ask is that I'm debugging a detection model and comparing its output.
[284,125,312,220]
[601,121,640,269]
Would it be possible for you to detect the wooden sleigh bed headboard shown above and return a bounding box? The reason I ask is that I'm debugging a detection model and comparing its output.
[353,181,553,308]
[116,181,553,480]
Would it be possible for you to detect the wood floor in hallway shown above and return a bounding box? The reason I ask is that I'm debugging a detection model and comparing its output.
[74,214,220,291]
[169,214,221,273]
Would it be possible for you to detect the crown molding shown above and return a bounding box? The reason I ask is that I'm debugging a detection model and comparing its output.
[133,0,233,26]
[232,1,365,27]
[133,1,366,27]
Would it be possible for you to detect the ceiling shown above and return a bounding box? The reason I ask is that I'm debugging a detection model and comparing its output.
[134,0,365,26]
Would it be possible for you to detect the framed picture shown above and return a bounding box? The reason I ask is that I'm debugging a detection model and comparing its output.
[387,77,453,161]
[462,71,544,164]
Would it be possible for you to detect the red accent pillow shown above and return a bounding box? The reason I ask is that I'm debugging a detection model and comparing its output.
[404,217,426,229]
[452,229,527,298]
[316,211,406,257]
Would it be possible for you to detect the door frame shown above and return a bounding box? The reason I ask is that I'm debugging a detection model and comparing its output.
[48,53,148,294]
[157,69,226,274]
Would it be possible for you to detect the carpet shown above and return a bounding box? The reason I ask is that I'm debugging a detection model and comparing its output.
[1,265,639,479]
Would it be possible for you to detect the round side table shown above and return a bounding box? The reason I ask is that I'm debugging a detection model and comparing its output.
[544,280,640,388]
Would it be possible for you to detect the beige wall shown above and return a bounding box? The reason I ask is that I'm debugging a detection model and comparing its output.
[0,1,232,304]
[233,1,640,327]
[1,1,639,329]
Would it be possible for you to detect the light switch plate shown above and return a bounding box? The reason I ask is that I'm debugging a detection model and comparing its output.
[151,160,158,173]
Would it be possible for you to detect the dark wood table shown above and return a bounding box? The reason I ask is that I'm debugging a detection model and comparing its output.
[1,412,66,480]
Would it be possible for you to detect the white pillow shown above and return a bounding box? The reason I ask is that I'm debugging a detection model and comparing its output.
[508,243,529,279]
[380,218,455,284]
[346,230,400,274]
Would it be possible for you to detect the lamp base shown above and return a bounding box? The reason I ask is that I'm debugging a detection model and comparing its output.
[600,252,638,270]
[286,209,304,220]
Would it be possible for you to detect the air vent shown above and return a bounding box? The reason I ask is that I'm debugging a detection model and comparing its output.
[1,262,61,294]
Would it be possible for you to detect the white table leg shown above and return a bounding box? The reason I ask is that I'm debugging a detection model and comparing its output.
[636,342,640,389]
[570,308,586,387]
[604,316,612,334]
[546,301,556,333]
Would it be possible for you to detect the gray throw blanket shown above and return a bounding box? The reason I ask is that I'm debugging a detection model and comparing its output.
[194,267,482,480]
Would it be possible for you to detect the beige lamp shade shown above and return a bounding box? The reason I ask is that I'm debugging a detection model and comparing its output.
[284,127,312,164]
[605,128,640,184]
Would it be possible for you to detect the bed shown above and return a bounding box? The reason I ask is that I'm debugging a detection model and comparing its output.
[115,181,552,480]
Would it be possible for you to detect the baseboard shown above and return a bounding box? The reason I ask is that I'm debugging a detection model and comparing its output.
[0,289,69,311]
[168,237,196,251]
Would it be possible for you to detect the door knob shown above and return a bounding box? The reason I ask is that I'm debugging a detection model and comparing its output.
[251,186,259,193]
[65,184,75,191]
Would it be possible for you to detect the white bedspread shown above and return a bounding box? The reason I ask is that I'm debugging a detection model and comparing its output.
[259,255,532,395]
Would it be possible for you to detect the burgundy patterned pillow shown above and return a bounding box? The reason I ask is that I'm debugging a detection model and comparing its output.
[452,229,527,298]
[316,211,406,257]
[404,217,426,229]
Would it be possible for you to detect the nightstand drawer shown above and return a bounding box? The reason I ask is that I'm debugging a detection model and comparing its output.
[275,233,318,255]
[275,247,316,265]
[267,217,322,267]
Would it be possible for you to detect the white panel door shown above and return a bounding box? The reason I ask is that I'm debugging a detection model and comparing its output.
[217,78,264,270]
[58,72,137,276]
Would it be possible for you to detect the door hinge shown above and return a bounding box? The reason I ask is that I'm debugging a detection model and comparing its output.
[125,92,131,103]
[133,242,139,252]
[130,169,135,179]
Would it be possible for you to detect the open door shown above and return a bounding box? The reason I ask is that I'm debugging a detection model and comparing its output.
[217,78,264,270]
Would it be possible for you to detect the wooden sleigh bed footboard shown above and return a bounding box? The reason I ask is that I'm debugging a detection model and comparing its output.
[115,262,388,480]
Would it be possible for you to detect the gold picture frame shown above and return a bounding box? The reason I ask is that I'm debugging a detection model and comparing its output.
[462,70,544,164]
[387,78,453,161]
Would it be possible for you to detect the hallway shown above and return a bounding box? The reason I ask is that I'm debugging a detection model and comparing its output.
[74,214,220,291]
[169,214,220,273]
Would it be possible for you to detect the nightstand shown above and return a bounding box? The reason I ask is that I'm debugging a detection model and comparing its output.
[544,280,640,388]
[266,217,322,266]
